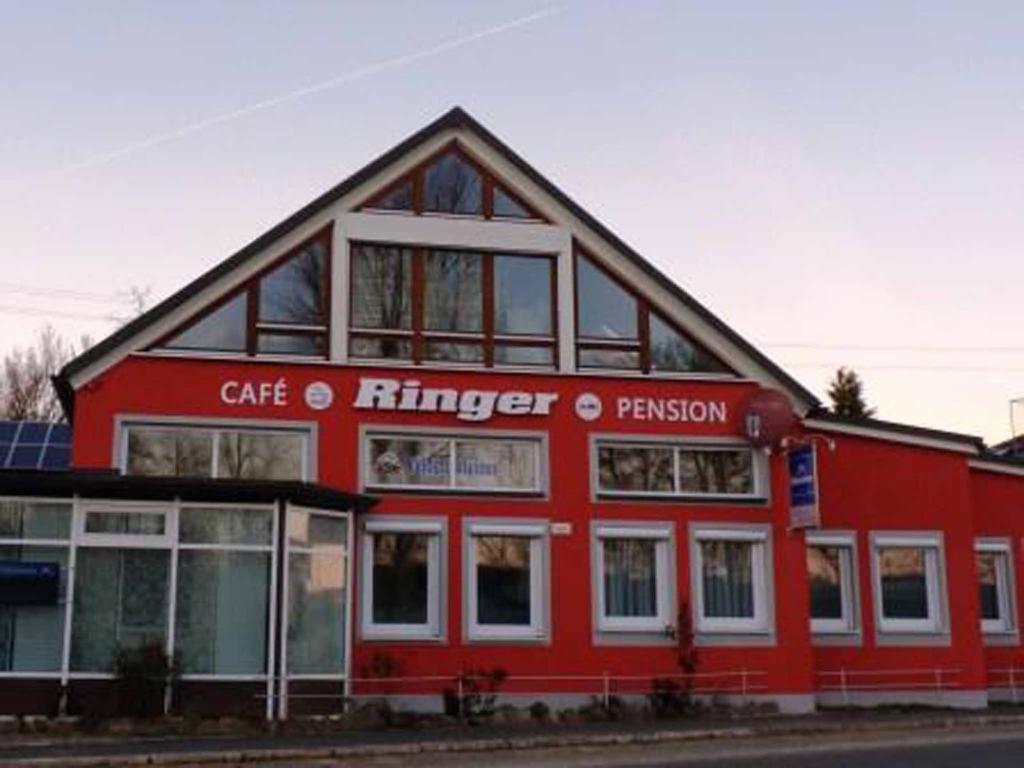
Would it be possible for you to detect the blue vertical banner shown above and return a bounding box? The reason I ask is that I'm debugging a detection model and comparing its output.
[788,443,820,529]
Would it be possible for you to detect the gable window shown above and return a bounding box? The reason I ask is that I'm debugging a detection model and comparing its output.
[976,540,1016,636]
[349,244,556,367]
[595,440,763,501]
[360,144,543,221]
[464,521,548,642]
[594,524,673,636]
[574,248,732,376]
[363,431,543,495]
[360,519,444,640]
[691,526,772,635]
[157,229,330,359]
[122,424,309,481]
[806,532,859,636]
[871,533,947,636]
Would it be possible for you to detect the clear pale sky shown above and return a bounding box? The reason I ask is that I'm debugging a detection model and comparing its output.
[2,2,1022,442]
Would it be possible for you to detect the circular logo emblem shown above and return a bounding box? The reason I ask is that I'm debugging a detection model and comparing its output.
[574,392,603,422]
[304,381,334,411]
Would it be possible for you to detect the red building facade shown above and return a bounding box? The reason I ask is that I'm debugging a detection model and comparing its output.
[2,108,1022,717]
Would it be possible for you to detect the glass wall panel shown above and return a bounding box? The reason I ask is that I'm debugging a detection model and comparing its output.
[576,256,638,340]
[367,437,451,488]
[494,256,551,335]
[350,245,412,330]
[578,348,641,370]
[179,506,273,546]
[475,536,531,626]
[126,429,213,478]
[878,548,929,620]
[492,186,532,219]
[597,445,674,493]
[700,540,754,619]
[162,293,248,353]
[258,241,328,326]
[217,432,304,481]
[368,181,413,211]
[455,440,537,491]
[603,539,657,618]
[424,250,483,333]
[175,550,269,675]
[0,501,71,540]
[371,533,429,625]
[0,545,67,672]
[349,336,412,361]
[678,450,754,495]
[71,548,170,671]
[424,341,484,363]
[649,313,728,374]
[85,511,166,536]
[807,546,843,620]
[422,152,482,215]
[256,333,326,356]
[493,345,553,366]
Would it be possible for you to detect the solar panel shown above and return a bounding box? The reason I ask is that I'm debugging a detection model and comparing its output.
[0,421,72,471]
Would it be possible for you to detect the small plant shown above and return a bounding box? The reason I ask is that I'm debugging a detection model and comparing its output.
[648,601,700,718]
[442,667,507,723]
[528,700,550,721]
[112,642,178,718]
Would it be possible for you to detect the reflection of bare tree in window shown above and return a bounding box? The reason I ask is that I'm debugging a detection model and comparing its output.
[599,447,673,492]
[681,451,753,494]
[351,245,412,359]
[218,433,303,481]
[423,153,482,215]
[259,244,328,326]
[126,430,212,477]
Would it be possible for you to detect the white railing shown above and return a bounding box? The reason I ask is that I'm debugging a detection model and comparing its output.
[988,666,1022,705]
[816,668,963,705]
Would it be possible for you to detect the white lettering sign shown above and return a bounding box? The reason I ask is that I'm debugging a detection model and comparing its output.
[353,378,558,422]
[220,378,289,407]
[616,396,727,423]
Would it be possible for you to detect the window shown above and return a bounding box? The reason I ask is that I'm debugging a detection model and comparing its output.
[175,506,274,675]
[595,440,761,500]
[123,424,308,481]
[806,533,858,635]
[692,527,771,634]
[0,500,71,673]
[361,145,542,222]
[365,432,543,494]
[465,521,547,641]
[360,519,443,640]
[594,524,672,635]
[349,244,556,367]
[872,534,946,635]
[157,229,331,358]
[976,540,1016,636]
[575,249,732,375]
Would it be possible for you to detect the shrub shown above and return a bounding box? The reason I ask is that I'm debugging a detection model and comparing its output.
[442,667,507,723]
[112,642,178,718]
[528,701,550,721]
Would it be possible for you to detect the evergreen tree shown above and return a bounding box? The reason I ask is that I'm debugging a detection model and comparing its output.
[828,367,875,419]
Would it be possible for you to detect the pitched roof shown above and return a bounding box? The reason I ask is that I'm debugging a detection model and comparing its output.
[55,106,820,418]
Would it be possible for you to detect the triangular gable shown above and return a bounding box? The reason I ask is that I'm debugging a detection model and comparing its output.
[56,107,820,418]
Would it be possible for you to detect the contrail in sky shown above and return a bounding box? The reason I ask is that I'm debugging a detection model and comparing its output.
[49,6,562,177]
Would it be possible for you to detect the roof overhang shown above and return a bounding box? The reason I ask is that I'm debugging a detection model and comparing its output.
[804,411,983,455]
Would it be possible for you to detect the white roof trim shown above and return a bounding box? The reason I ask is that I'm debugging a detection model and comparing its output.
[969,459,1024,477]
[804,418,980,455]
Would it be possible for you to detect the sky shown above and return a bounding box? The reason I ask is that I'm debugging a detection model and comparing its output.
[1,1,1023,442]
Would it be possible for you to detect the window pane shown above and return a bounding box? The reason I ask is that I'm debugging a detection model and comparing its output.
[423,152,482,215]
[256,332,326,357]
[597,445,674,493]
[371,533,429,625]
[368,437,451,488]
[879,547,929,620]
[0,545,67,672]
[179,507,273,546]
[494,255,552,335]
[287,550,346,674]
[494,345,553,366]
[126,428,213,478]
[0,501,71,540]
[493,186,532,219]
[289,510,347,549]
[678,450,754,495]
[455,440,538,491]
[424,341,484,363]
[576,255,638,340]
[349,335,413,361]
[71,548,170,672]
[701,540,754,619]
[351,245,412,330]
[578,347,641,370]
[807,546,843,620]
[175,550,269,675]
[976,551,1001,621]
[162,293,247,353]
[603,539,657,618]
[424,250,483,332]
[85,511,165,536]
[259,241,328,326]
[368,180,413,211]
[217,432,304,481]
[649,313,729,374]
[476,536,531,625]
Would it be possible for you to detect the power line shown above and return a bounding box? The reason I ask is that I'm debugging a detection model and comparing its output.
[0,283,126,303]
[0,304,119,322]
[784,361,1024,373]
[765,342,1024,354]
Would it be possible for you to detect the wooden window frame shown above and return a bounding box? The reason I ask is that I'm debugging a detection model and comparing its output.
[348,242,558,369]
[358,141,548,223]
[152,226,333,359]
[573,243,733,375]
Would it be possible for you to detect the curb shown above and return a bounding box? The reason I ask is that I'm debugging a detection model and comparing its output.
[8,713,1024,767]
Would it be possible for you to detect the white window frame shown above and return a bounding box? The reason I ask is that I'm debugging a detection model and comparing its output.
[591,436,767,503]
[976,539,1017,636]
[465,521,548,642]
[75,500,176,549]
[594,524,672,634]
[806,531,859,635]
[872,532,946,635]
[362,427,546,496]
[691,527,771,635]
[360,519,444,641]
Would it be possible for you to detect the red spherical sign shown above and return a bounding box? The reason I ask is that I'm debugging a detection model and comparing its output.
[740,389,797,448]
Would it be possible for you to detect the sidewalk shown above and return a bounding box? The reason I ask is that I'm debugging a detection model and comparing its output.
[2,708,1024,767]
